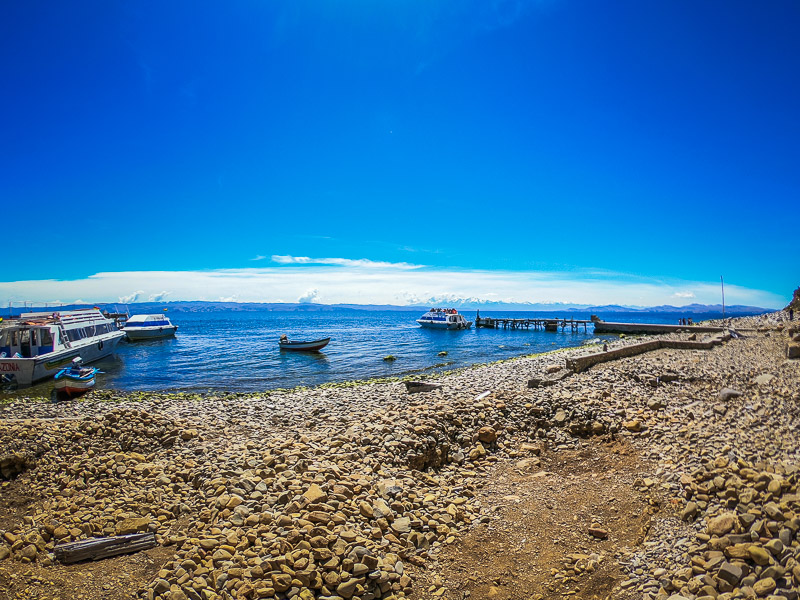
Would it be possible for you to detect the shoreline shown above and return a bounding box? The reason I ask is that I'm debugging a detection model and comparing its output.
[1,309,798,599]
[1,309,756,402]
[0,329,676,406]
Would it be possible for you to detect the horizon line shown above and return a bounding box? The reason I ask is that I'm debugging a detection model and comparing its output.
[0,298,778,311]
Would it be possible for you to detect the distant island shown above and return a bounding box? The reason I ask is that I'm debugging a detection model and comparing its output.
[1,300,773,317]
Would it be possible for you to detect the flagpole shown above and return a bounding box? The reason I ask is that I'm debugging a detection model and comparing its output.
[721,275,726,325]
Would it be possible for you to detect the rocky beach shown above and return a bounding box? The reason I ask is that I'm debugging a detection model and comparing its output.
[1,310,799,600]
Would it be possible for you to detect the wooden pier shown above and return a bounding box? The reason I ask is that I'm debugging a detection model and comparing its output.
[475,315,592,332]
[474,314,734,336]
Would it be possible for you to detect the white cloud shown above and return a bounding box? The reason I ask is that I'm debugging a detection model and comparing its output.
[119,290,145,303]
[271,255,423,270]
[298,288,321,304]
[672,291,696,299]
[251,255,267,261]
[0,262,786,309]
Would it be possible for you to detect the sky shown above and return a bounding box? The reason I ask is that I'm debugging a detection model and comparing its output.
[2,1,798,308]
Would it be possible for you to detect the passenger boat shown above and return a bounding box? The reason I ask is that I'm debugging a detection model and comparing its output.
[416,308,472,330]
[54,358,98,397]
[0,309,125,386]
[123,314,179,340]
[279,335,330,351]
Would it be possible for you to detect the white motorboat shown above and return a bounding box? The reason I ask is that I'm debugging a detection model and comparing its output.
[123,314,178,341]
[416,308,473,330]
[0,309,125,386]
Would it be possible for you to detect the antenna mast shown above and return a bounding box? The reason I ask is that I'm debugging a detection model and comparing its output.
[720,275,726,325]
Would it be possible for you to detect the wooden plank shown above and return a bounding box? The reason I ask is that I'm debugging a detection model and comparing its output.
[54,533,157,564]
[405,381,442,393]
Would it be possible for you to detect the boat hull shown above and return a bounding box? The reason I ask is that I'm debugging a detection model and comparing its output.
[125,325,178,341]
[54,375,96,396]
[0,331,124,386]
[279,338,330,351]
[416,320,473,330]
[591,320,725,335]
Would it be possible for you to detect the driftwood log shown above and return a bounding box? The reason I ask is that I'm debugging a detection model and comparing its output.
[404,381,442,393]
[54,533,157,564]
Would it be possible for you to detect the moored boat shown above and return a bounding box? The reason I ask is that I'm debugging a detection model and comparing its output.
[0,309,125,386]
[279,335,330,351]
[123,314,179,340]
[589,315,725,335]
[54,358,98,397]
[416,308,472,330]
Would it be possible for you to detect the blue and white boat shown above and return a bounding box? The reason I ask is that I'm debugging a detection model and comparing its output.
[54,358,98,396]
[416,308,472,330]
[123,314,178,341]
[0,309,125,386]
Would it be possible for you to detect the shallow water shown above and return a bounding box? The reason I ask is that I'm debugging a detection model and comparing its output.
[0,309,732,398]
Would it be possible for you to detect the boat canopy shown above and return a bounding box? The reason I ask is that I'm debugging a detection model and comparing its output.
[125,314,173,327]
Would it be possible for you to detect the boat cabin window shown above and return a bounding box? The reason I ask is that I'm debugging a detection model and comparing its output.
[0,328,56,356]
[0,329,15,354]
[38,328,53,347]
[19,330,32,357]
[67,328,87,342]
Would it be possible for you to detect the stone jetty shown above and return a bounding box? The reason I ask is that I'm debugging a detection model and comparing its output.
[1,310,799,600]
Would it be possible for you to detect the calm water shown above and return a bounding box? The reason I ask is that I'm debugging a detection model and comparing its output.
[2,309,732,398]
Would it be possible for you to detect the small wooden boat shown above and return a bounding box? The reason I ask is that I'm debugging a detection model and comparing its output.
[54,359,99,396]
[279,335,330,352]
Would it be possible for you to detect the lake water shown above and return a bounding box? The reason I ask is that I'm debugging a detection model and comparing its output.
[1,309,733,398]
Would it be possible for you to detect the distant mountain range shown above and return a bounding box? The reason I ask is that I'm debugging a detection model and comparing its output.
[1,300,772,316]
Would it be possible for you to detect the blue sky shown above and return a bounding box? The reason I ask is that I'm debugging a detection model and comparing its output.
[2,1,798,308]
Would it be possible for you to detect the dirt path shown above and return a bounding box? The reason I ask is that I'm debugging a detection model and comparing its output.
[0,546,173,600]
[413,439,655,600]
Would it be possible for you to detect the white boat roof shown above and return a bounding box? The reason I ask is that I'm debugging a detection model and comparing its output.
[19,308,111,326]
[126,314,172,323]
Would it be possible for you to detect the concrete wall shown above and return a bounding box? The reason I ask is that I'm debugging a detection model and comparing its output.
[565,339,721,373]
[660,340,716,350]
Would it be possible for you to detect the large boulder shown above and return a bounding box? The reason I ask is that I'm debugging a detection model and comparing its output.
[0,453,30,480]
[115,517,152,535]
[786,285,800,312]
[718,388,743,401]
[707,512,737,536]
